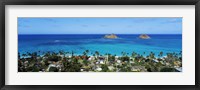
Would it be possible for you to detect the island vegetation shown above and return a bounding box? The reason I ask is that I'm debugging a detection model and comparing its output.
[139,34,150,39]
[18,50,182,72]
[104,34,118,39]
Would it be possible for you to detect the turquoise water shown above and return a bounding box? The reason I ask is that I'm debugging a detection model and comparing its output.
[18,34,182,56]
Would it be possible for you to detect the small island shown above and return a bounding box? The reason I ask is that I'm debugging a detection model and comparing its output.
[139,34,150,39]
[104,34,118,39]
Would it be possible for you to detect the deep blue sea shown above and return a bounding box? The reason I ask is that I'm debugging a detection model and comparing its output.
[18,34,182,56]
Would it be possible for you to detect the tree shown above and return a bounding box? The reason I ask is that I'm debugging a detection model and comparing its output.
[49,67,58,72]
[160,67,176,72]
[85,50,89,54]
[159,51,163,57]
[22,53,26,58]
[31,52,38,60]
[101,64,109,72]
[59,50,64,55]
[95,51,99,58]
[143,52,146,55]
[18,52,21,59]
[83,52,87,56]
[71,51,74,57]
[131,52,137,58]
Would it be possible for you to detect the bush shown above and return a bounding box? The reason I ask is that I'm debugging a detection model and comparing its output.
[49,67,58,72]
[160,67,176,72]
[101,64,109,72]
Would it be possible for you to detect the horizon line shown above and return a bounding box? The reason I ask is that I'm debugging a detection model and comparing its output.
[18,33,182,35]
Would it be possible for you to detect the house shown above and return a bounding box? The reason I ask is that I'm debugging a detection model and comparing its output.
[131,66,147,72]
[175,67,182,72]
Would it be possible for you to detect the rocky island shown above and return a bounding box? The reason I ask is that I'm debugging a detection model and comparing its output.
[104,34,118,39]
[139,34,150,39]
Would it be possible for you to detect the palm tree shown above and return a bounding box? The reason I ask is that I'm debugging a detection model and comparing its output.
[71,51,74,57]
[22,53,26,59]
[105,53,108,63]
[85,50,89,54]
[159,51,163,57]
[95,51,99,58]
[131,52,137,58]
[121,51,126,56]
[179,51,182,56]
[18,52,21,59]
[44,51,50,57]
[64,51,70,57]
[83,52,87,56]
[149,52,155,60]
[83,50,89,56]
[59,50,64,55]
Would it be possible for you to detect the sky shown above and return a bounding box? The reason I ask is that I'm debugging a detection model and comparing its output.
[18,17,182,34]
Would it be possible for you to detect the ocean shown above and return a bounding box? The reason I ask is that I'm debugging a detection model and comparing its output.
[18,34,182,56]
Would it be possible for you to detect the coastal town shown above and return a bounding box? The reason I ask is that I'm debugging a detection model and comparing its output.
[18,34,182,72]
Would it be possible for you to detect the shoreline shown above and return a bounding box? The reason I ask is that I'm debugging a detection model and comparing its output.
[19,53,170,59]
[18,50,182,59]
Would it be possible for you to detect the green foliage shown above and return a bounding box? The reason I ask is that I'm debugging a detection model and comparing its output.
[83,60,89,65]
[120,66,131,72]
[101,64,109,72]
[49,67,58,72]
[62,61,82,72]
[18,50,182,72]
[119,56,129,62]
[108,55,115,62]
[160,67,176,72]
